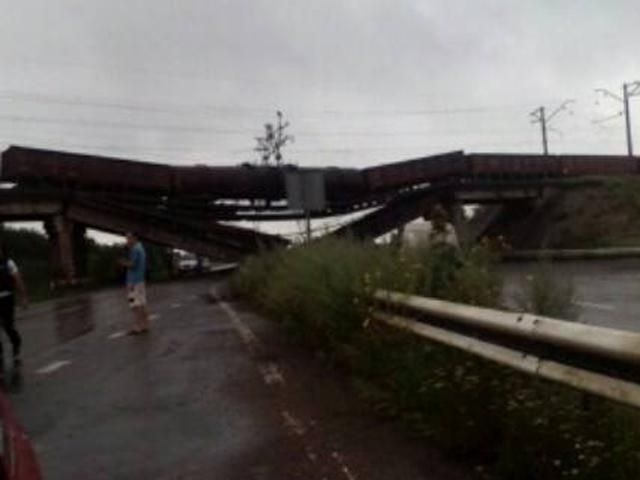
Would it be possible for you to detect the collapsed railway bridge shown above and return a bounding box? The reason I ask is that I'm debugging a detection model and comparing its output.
[1,145,639,285]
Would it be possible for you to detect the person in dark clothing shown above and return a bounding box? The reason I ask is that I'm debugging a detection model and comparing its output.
[0,244,29,367]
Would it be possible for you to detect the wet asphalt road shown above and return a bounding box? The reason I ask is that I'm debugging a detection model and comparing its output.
[7,279,467,480]
[12,280,308,479]
[501,258,640,332]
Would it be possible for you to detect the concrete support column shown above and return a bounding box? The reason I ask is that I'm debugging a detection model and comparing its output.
[466,205,505,244]
[45,216,86,288]
[73,223,88,279]
[447,203,469,249]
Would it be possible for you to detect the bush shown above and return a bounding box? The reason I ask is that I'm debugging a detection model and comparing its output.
[0,228,171,301]
[232,238,499,347]
[2,228,52,300]
[234,239,410,348]
[514,263,578,320]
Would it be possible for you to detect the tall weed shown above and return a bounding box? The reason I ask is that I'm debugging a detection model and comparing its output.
[514,263,578,320]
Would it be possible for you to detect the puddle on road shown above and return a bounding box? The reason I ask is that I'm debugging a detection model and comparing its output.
[54,297,95,342]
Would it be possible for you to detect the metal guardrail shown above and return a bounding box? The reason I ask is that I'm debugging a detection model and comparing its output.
[503,247,640,261]
[373,290,640,409]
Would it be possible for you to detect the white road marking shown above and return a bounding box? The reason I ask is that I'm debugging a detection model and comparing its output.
[217,297,284,385]
[56,305,85,315]
[107,331,127,340]
[214,294,260,350]
[213,291,359,479]
[331,452,358,480]
[573,300,615,312]
[305,446,318,463]
[149,314,160,321]
[258,363,285,386]
[170,303,182,309]
[282,410,306,436]
[36,360,71,375]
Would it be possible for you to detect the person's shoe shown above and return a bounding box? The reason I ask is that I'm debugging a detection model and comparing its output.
[13,356,21,367]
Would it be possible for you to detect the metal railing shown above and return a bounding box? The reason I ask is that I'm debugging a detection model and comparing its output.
[504,246,640,261]
[373,290,640,409]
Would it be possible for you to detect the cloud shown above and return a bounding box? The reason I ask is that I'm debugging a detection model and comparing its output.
[1,0,640,164]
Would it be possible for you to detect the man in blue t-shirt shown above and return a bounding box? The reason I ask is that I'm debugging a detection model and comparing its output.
[120,232,151,334]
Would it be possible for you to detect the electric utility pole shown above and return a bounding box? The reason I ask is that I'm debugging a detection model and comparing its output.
[595,81,640,156]
[529,100,573,155]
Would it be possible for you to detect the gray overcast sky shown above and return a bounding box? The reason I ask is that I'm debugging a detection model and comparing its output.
[2,0,640,168]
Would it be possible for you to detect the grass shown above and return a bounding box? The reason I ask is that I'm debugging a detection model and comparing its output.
[513,263,579,320]
[605,177,640,217]
[233,237,640,479]
[554,177,640,248]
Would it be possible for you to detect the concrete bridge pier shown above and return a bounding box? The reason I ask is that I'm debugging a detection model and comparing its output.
[446,203,469,249]
[45,216,88,288]
[73,221,88,279]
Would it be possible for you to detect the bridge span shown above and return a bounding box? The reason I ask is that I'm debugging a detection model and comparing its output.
[2,145,639,284]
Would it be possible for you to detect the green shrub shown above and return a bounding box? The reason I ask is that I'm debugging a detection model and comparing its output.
[233,239,414,348]
[2,228,52,300]
[443,242,502,307]
[232,238,498,347]
[0,227,170,301]
[514,263,578,320]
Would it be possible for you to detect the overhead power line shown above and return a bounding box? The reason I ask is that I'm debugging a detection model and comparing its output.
[592,111,624,125]
[0,113,537,137]
[0,114,252,135]
[0,91,275,116]
[0,90,568,119]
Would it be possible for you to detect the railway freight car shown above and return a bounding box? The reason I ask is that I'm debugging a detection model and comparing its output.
[171,164,286,200]
[323,167,368,204]
[468,153,640,179]
[363,151,466,193]
[1,146,372,206]
[1,146,173,193]
[558,155,638,176]
[172,165,369,204]
[467,154,563,178]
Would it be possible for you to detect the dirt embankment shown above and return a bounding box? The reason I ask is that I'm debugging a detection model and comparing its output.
[486,178,640,249]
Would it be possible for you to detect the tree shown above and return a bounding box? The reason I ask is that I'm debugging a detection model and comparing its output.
[255,111,294,166]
